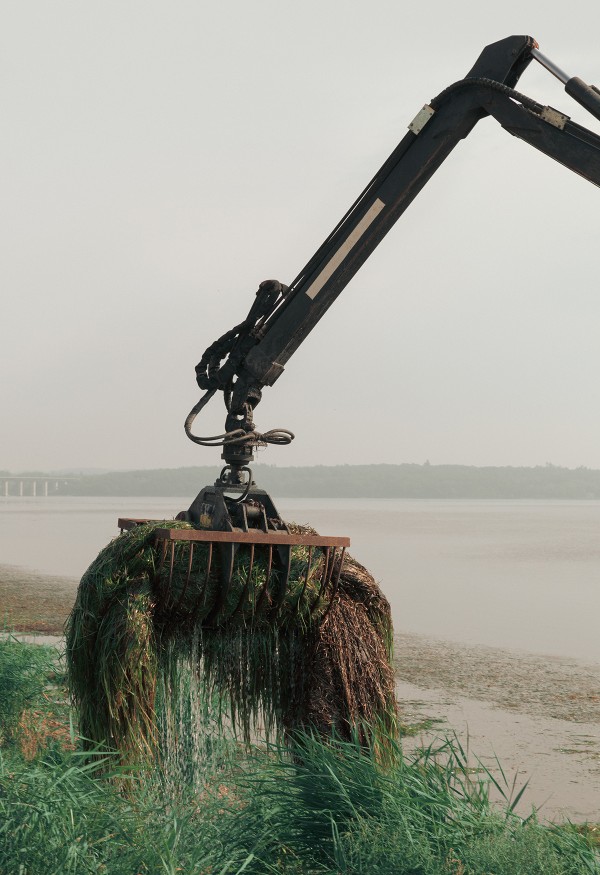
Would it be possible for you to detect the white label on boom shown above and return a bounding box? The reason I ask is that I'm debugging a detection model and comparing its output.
[305,198,386,300]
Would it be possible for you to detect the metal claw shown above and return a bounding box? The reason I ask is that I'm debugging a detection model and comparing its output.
[319,546,345,623]
[191,541,213,626]
[204,542,236,625]
[310,547,333,614]
[292,545,314,615]
[118,519,350,628]
[229,543,255,620]
[173,542,195,613]
[254,544,273,615]
[267,544,292,619]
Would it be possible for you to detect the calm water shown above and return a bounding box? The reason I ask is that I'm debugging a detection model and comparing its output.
[1,495,599,663]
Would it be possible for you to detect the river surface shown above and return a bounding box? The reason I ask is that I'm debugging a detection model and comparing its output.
[1,495,599,664]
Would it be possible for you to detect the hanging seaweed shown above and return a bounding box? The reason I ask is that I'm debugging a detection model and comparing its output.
[66,520,397,766]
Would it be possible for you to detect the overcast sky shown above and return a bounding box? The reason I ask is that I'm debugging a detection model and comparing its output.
[2,0,600,472]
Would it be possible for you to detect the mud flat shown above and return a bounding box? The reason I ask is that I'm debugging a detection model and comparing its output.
[396,632,600,823]
[0,564,78,634]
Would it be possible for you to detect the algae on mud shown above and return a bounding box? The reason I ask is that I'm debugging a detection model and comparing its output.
[66,520,397,764]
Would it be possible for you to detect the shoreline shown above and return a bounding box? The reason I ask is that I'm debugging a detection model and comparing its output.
[2,565,599,822]
[395,632,600,822]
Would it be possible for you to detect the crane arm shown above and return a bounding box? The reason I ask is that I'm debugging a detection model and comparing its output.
[186,34,600,475]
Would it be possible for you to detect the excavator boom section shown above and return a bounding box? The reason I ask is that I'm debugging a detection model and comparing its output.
[229,35,600,408]
[186,34,600,483]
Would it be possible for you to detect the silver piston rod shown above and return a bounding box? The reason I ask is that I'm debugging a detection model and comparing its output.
[531,47,570,84]
[531,46,600,123]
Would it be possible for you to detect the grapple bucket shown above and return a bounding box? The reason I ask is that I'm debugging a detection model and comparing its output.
[118,519,349,627]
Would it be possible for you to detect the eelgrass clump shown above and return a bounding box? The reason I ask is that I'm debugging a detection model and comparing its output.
[66,520,397,765]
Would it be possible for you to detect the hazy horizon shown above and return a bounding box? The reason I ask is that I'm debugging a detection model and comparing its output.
[3,459,600,476]
[3,2,599,473]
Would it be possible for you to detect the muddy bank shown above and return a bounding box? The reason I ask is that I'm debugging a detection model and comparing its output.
[0,564,77,634]
[395,632,600,724]
[396,632,600,823]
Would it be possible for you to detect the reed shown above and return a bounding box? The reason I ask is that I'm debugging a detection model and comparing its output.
[66,520,397,765]
[2,724,598,874]
[0,634,56,744]
[2,640,598,875]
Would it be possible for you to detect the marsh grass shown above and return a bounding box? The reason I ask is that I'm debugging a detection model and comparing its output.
[0,744,222,875]
[0,634,57,744]
[4,636,599,875]
[2,727,599,874]
[207,732,600,874]
[1,638,599,874]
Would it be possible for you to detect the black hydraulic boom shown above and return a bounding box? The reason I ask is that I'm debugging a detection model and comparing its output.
[182,34,600,529]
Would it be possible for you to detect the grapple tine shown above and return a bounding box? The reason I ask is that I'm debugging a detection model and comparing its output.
[156,537,168,578]
[191,541,213,626]
[266,544,292,619]
[173,542,194,612]
[229,543,255,620]
[159,540,177,611]
[310,546,333,614]
[120,520,349,627]
[158,540,177,612]
[293,546,314,615]
[254,544,273,615]
[333,546,345,592]
[204,542,235,625]
[152,536,170,607]
[319,546,345,623]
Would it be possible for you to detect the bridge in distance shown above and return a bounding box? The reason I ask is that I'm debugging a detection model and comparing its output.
[0,476,81,497]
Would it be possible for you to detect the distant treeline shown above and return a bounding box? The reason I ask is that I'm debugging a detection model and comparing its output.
[7,463,600,499]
